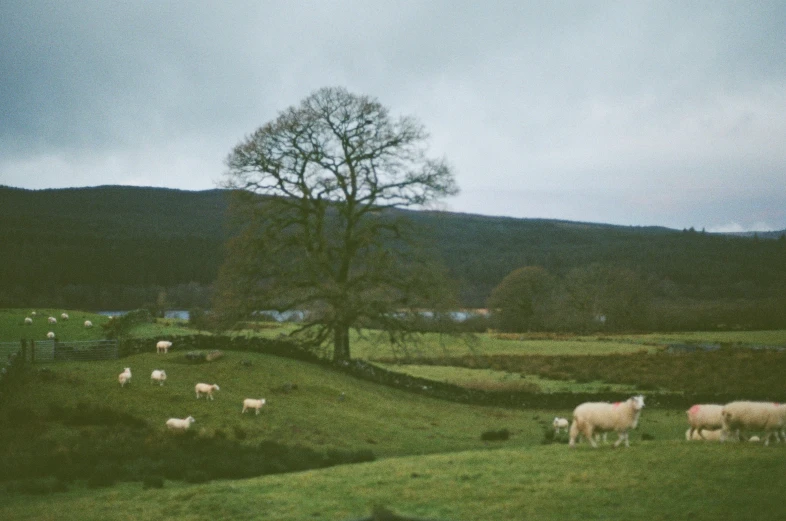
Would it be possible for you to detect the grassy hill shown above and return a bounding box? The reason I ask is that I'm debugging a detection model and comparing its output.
[1,345,784,520]
[2,312,786,519]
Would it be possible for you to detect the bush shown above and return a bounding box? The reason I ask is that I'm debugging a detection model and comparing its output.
[87,463,121,488]
[480,428,510,441]
[183,470,211,484]
[6,477,68,495]
[142,475,165,489]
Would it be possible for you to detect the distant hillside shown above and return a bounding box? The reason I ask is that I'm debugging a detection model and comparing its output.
[1,185,785,319]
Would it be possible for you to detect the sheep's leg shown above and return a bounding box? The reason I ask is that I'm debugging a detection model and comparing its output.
[585,425,598,448]
[569,421,580,447]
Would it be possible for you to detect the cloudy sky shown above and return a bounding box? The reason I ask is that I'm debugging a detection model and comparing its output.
[2,1,785,232]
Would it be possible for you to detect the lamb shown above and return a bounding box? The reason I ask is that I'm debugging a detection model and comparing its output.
[569,395,645,448]
[195,383,220,400]
[61,313,69,320]
[721,401,786,446]
[242,398,266,415]
[166,416,195,432]
[24,317,32,325]
[118,367,132,387]
[553,417,569,434]
[84,320,93,328]
[48,316,57,324]
[685,428,723,441]
[47,332,55,339]
[686,404,724,440]
[150,369,167,386]
[156,340,172,354]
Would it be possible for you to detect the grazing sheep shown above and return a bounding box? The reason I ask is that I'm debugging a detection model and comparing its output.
[685,428,723,441]
[31,311,37,316]
[48,316,57,324]
[569,395,645,448]
[24,317,32,325]
[118,367,132,387]
[156,340,172,354]
[150,369,167,386]
[195,383,220,400]
[721,401,786,446]
[749,435,761,443]
[84,320,93,328]
[553,417,570,434]
[166,416,195,432]
[61,313,69,320]
[242,398,266,415]
[686,404,724,440]
[46,332,55,339]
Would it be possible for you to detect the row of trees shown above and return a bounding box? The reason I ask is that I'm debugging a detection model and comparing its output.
[486,264,786,332]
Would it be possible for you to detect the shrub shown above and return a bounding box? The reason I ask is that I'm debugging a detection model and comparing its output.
[6,477,68,495]
[480,428,510,441]
[183,470,211,484]
[142,475,165,489]
[87,463,121,488]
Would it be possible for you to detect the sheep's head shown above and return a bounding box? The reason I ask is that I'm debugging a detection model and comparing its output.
[213,385,220,391]
[187,416,195,424]
[631,395,645,410]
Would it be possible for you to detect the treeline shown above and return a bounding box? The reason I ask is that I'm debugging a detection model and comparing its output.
[1,185,785,330]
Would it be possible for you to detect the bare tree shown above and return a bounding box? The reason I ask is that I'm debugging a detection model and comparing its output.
[217,87,459,361]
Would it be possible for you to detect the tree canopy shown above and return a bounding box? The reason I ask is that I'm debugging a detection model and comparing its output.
[217,87,459,360]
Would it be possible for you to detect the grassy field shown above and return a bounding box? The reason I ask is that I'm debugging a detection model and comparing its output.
[0,308,111,343]
[1,443,784,521]
[376,364,646,394]
[3,310,786,520]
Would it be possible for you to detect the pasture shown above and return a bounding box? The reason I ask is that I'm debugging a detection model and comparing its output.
[2,309,786,520]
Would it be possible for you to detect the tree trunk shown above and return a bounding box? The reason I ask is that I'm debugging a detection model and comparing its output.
[333,324,351,362]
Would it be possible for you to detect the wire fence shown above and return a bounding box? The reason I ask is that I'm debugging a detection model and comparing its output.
[0,340,118,363]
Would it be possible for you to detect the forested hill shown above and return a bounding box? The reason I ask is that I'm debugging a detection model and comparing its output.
[1,185,785,324]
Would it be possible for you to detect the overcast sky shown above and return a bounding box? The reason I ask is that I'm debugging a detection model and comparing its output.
[2,1,785,232]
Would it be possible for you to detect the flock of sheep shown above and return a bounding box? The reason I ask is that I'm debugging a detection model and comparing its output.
[119,340,267,432]
[18,312,786,446]
[553,396,786,447]
[23,311,94,339]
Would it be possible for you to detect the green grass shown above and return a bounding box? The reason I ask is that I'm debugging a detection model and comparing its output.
[376,364,646,394]
[4,312,786,519]
[0,308,109,343]
[1,351,559,457]
[1,442,784,521]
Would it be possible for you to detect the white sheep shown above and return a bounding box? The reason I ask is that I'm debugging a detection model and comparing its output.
[61,313,69,320]
[686,404,724,440]
[195,383,220,400]
[166,416,195,432]
[31,311,37,316]
[749,435,761,443]
[47,332,55,339]
[150,369,167,386]
[24,317,33,325]
[84,320,93,328]
[242,398,266,415]
[569,395,645,448]
[685,428,723,441]
[156,340,172,354]
[118,367,132,387]
[721,401,786,446]
[48,316,57,324]
[553,417,569,434]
